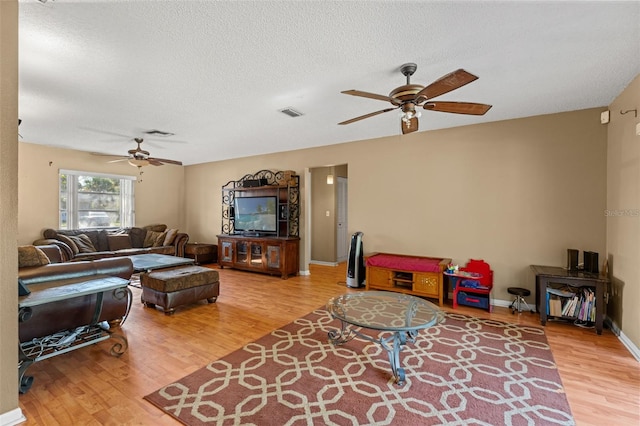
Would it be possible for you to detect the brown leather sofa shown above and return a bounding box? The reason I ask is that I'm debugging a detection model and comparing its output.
[33,223,188,262]
[18,245,134,342]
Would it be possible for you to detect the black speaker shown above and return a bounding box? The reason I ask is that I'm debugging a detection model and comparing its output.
[584,251,599,274]
[567,249,579,271]
[243,178,268,187]
[243,179,260,187]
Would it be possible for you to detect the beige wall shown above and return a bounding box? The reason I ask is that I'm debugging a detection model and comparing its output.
[17,143,186,245]
[185,108,608,305]
[606,74,640,347]
[1,0,20,420]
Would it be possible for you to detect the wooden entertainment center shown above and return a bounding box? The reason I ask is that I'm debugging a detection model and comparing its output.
[218,170,300,279]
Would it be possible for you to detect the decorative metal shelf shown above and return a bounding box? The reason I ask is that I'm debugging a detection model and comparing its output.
[221,169,299,237]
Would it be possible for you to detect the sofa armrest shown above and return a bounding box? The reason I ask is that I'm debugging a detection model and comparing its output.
[33,238,73,262]
[173,233,189,257]
[33,244,64,264]
[18,257,133,286]
[92,257,134,280]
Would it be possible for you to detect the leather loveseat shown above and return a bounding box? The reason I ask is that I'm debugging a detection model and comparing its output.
[34,224,188,262]
[18,244,134,342]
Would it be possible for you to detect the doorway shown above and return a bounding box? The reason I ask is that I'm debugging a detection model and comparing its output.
[309,164,348,265]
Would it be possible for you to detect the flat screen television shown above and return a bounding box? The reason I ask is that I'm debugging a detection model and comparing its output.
[233,196,278,234]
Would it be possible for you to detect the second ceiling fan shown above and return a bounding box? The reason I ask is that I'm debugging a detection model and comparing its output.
[339,63,492,134]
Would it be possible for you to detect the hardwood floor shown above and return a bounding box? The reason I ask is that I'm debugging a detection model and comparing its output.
[18,263,639,425]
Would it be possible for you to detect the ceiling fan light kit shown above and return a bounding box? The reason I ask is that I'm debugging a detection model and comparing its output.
[128,158,150,167]
[339,63,492,135]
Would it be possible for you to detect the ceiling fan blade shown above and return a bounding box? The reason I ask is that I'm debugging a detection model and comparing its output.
[341,90,402,106]
[91,152,121,157]
[424,101,492,115]
[338,107,398,125]
[147,158,165,166]
[416,69,478,101]
[149,157,183,166]
[107,158,129,164]
[401,117,419,134]
[79,127,133,139]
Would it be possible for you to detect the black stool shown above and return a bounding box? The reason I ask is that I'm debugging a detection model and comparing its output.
[508,287,534,314]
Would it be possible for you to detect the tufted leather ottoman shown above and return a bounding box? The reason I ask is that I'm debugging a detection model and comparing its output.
[141,266,219,315]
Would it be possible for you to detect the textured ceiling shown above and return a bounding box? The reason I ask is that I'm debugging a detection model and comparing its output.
[18,0,640,166]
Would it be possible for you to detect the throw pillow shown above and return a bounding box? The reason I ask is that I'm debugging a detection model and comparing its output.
[153,231,168,247]
[96,229,110,252]
[144,230,165,248]
[68,234,97,253]
[108,234,132,251]
[18,245,51,268]
[82,231,101,252]
[56,234,79,255]
[129,227,146,248]
[144,224,167,233]
[163,228,179,246]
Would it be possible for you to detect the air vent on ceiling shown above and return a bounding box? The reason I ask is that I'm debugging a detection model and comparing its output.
[279,107,304,118]
[144,129,175,137]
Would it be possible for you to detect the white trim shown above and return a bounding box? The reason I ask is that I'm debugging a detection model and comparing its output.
[299,269,310,276]
[310,260,338,267]
[0,408,26,426]
[490,297,640,361]
[59,168,136,181]
[607,318,640,362]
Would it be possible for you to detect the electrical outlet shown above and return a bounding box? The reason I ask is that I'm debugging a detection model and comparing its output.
[326,210,330,217]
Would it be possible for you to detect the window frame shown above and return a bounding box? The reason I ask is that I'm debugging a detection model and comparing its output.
[59,169,136,230]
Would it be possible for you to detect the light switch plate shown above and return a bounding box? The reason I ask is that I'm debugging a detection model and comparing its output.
[600,110,610,124]
[636,122,640,136]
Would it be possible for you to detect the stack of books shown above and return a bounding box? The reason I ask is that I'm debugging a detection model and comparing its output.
[546,287,596,322]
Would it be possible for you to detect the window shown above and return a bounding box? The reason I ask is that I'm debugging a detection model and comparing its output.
[59,169,135,229]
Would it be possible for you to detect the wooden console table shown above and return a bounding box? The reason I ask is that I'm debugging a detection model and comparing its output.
[365,253,451,306]
[531,265,609,335]
[18,276,131,393]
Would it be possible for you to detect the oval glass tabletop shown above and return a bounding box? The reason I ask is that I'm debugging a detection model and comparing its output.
[326,291,444,332]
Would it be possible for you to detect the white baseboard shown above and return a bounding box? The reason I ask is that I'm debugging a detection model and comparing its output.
[299,269,310,276]
[606,318,640,362]
[309,260,338,267]
[0,408,25,426]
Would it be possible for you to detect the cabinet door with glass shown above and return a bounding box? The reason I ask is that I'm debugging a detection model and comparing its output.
[250,242,263,267]
[236,241,249,265]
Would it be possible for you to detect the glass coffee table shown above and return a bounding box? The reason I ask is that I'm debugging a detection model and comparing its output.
[128,253,194,272]
[326,291,444,385]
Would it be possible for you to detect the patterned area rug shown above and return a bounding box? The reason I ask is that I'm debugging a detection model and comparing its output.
[128,273,141,288]
[145,309,575,425]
